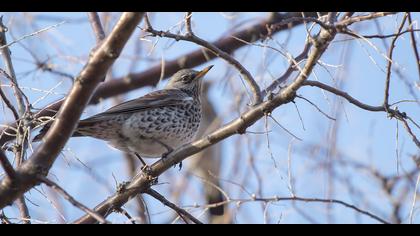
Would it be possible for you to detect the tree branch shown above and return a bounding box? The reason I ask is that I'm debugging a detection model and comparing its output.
[87,12,106,43]
[0,150,15,179]
[145,188,203,224]
[384,13,407,111]
[144,13,262,105]
[39,175,108,224]
[0,12,144,210]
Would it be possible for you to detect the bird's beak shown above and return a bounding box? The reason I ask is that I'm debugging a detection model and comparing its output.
[195,65,213,79]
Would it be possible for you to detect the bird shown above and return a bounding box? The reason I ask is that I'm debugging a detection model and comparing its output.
[33,65,214,165]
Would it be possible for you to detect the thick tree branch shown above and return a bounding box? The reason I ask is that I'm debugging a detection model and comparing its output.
[0,150,15,180]
[0,12,144,210]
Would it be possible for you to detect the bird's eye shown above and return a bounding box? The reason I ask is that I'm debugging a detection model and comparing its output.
[181,75,190,83]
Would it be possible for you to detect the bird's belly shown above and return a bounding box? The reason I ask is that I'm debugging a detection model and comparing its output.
[127,136,191,158]
[119,107,201,158]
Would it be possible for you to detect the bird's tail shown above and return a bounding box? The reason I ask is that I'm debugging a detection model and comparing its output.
[32,121,86,142]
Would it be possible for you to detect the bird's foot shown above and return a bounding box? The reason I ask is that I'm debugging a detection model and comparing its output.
[134,153,147,167]
[161,148,173,160]
[172,161,183,171]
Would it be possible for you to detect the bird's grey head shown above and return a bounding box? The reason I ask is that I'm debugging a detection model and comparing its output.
[165,65,213,97]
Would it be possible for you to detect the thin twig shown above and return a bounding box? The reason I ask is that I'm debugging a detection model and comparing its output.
[269,114,303,141]
[0,16,31,224]
[0,85,19,120]
[185,12,193,35]
[145,188,203,224]
[0,210,11,224]
[184,195,390,224]
[262,42,312,97]
[115,207,136,224]
[399,118,420,149]
[38,175,109,224]
[143,16,262,105]
[0,18,26,116]
[384,13,408,112]
[303,80,420,149]
[88,13,106,43]
[409,173,420,224]
[407,13,420,82]
[296,95,336,121]
[0,20,65,50]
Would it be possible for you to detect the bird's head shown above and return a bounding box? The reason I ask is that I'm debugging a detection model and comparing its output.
[165,65,213,97]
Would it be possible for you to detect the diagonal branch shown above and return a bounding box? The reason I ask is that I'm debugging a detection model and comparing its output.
[39,175,108,224]
[145,188,203,224]
[0,12,144,210]
[144,13,262,105]
[0,150,15,180]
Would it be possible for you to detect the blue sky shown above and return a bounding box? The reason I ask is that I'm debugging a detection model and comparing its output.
[0,12,419,223]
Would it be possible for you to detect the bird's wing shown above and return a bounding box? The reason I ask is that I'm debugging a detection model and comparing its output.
[82,89,190,122]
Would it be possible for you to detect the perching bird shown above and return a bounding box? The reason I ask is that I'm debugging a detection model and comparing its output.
[33,66,213,162]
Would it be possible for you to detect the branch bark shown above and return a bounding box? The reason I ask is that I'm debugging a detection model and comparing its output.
[0,12,144,210]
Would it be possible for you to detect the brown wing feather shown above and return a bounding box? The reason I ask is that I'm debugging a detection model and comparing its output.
[80,89,189,123]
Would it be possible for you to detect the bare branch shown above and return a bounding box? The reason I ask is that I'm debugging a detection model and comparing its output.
[0,84,19,121]
[145,188,203,224]
[144,14,262,105]
[384,13,408,111]
[0,150,15,179]
[0,17,26,116]
[188,195,390,224]
[302,80,420,149]
[407,13,420,82]
[337,12,396,26]
[39,176,108,224]
[0,12,144,210]
[88,12,106,43]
